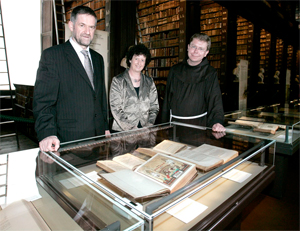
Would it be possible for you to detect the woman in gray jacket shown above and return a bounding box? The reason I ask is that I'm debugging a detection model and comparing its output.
[109,44,159,131]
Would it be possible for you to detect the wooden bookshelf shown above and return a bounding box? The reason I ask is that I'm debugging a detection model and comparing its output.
[275,38,284,82]
[136,0,180,79]
[200,1,228,82]
[286,45,293,70]
[236,15,254,78]
[259,29,271,79]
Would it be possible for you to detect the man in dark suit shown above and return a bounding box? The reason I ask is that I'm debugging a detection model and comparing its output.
[33,6,110,152]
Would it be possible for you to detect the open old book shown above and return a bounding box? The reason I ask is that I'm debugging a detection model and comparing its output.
[99,153,197,200]
[137,141,239,172]
[173,144,239,172]
[228,116,283,134]
[136,140,187,157]
[96,153,146,173]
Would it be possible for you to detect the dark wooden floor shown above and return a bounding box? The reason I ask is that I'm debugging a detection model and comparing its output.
[241,152,299,230]
[0,125,299,230]
[0,125,38,154]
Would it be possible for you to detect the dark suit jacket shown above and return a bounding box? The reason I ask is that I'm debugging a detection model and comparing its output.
[33,40,109,143]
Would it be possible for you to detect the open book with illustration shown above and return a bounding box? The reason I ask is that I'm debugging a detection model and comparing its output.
[96,153,146,173]
[173,144,239,172]
[137,140,239,172]
[99,153,197,200]
[228,116,284,134]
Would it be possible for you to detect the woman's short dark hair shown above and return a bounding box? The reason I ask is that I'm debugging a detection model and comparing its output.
[71,6,97,25]
[126,44,151,68]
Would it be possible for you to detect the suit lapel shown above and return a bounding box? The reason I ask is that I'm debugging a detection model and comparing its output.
[63,41,94,90]
[91,51,100,93]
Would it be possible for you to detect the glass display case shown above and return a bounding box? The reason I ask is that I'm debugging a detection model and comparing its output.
[224,109,300,155]
[36,122,276,231]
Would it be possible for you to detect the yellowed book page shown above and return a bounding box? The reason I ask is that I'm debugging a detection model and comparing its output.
[254,123,279,134]
[97,160,129,173]
[153,140,187,155]
[174,149,223,171]
[135,153,196,191]
[112,153,146,170]
[193,144,239,163]
[100,169,168,199]
[136,147,158,157]
[234,119,263,128]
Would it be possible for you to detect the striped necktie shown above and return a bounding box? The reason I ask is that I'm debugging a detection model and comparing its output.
[81,50,94,89]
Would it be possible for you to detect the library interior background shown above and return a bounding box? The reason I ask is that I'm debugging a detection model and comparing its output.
[0,0,299,231]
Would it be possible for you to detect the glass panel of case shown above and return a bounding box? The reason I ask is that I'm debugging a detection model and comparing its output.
[36,122,275,230]
[224,109,300,145]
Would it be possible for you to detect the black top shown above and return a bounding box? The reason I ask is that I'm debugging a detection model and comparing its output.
[162,58,224,127]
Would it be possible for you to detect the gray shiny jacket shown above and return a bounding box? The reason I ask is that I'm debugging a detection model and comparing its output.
[109,69,159,131]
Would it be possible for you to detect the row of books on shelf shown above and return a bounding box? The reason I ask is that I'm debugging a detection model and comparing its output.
[96,21,105,31]
[209,47,222,54]
[149,47,179,57]
[237,30,250,36]
[201,17,222,24]
[139,15,179,30]
[237,39,251,45]
[260,47,270,52]
[210,35,222,42]
[141,22,179,35]
[237,50,248,55]
[238,26,253,32]
[260,43,270,50]
[237,22,252,27]
[237,45,248,50]
[201,23,223,30]
[201,6,223,14]
[139,8,180,23]
[138,0,162,9]
[208,54,221,60]
[94,0,106,9]
[259,63,269,69]
[138,1,179,16]
[148,69,170,78]
[260,55,269,60]
[96,140,239,200]
[148,57,179,68]
[141,30,179,42]
[202,29,223,36]
[237,35,252,40]
[208,60,221,69]
[200,11,223,19]
[144,38,178,48]
[260,39,271,44]
[95,8,105,20]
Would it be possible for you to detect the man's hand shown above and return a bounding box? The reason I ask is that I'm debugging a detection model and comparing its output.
[105,130,111,138]
[212,123,226,132]
[39,136,60,152]
[211,123,226,139]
